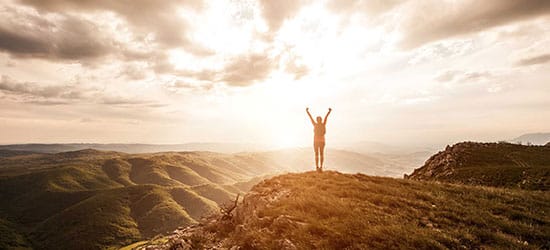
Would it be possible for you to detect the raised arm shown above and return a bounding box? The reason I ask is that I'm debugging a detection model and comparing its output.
[323,108,332,125]
[306,107,315,125]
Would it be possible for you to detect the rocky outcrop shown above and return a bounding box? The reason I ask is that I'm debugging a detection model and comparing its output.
[405,142,476,181]
[132,176,311,250]
[131,177,299,250]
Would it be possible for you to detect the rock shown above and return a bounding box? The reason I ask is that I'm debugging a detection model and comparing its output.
[276,239,297,250]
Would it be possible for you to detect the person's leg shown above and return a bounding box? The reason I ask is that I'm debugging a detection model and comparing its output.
[319,142,325,170]
[314,142,320,170]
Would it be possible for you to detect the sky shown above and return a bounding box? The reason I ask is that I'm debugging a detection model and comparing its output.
[0,0,549,148]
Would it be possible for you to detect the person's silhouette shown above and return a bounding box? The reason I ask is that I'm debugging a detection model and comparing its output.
[306,107,332,172]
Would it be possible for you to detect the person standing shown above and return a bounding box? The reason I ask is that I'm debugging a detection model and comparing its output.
[306,107,332,172]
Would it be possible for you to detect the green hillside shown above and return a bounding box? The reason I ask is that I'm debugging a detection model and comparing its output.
[0,147,409,249]
[0,150,276,249]
[406,142,550,190]
[137,171,550,249]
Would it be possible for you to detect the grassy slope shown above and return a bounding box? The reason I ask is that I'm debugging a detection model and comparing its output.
[225,171,550,249]
[0,218,32,249]
[0,150,276,249]
[408,142,550,190]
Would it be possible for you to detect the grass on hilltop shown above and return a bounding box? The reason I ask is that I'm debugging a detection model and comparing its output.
[226,171,550,249]
[408,142,550,190]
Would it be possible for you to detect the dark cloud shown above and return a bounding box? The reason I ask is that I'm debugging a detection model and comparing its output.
[516,53,550,66]
[18,0,207,53]
[400,0,550,49]
[0,9,115,61]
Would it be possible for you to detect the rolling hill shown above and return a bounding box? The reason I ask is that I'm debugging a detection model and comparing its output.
[0,149,280,249]
[406,142,550,190]
[133,171,550,249]
[0,143,429,178]
[0,147,416,249]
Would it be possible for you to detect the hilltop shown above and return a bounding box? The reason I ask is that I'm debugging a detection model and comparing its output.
[406,142,550,190]
[0,147,414,249]
[134,171,550,249]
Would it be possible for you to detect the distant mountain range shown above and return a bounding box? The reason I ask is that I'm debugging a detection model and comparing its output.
[0,143,271,154]
[510,132,550,145]
[0,143,430,178]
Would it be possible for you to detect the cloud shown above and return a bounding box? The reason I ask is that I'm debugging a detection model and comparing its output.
[0,8,115,61]
[100,96,155,106]
[259,0,307,32]
[17,0,206,53]
[0,75,84,100]
[1,1,308,88]
[118,63,149,81]
[516,53,550,66]
[285,60,309,80]
[0,74,164,107]
[220,53,275,86]
[163,53,277,87]
[171,44,311,87]
[400,0,550,48]
[459,71,492,83]
[327,0,404,16]
[434,70,461,82]
[434,70,492,84]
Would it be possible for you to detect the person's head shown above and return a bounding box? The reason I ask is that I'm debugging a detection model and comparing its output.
[316,116,322,123]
